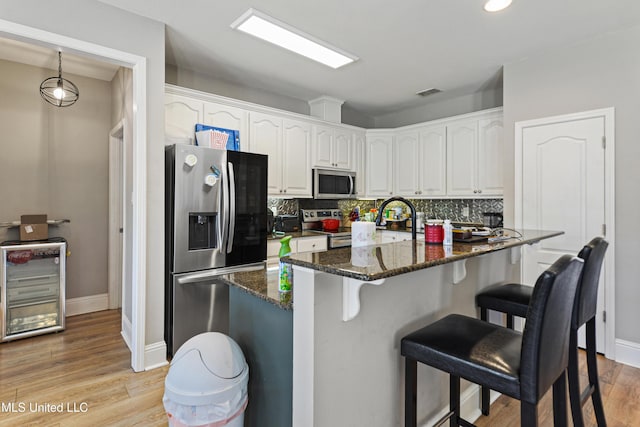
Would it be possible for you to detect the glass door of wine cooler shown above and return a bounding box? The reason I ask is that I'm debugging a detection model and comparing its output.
[1,241,66,341]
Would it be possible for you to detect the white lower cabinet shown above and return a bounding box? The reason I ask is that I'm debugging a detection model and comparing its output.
[377,230,412,244]
[296,236,328,253]
[267,236,328,263]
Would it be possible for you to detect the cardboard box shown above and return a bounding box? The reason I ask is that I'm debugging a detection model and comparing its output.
[194,124,240,151]
[20,214,48,241]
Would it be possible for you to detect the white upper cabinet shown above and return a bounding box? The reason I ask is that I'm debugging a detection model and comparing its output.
[394,131,420,196]
[164,93,249,150]
[202,102,248,151]
[366,132,394,197]
[446,112,503,197]
[165,86,503,201]
[249,112,312,197]
[250,112,283,195]
[477,116,504,196]
[282,118,312,197]
[164,94,203,145]
[353,130,366,197]
[419,125,447,196]
[447,119,478,196]
[394,125,446,197]
[312,124,353,170]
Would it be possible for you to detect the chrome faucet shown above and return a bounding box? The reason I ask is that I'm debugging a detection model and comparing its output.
[375,196,417,241]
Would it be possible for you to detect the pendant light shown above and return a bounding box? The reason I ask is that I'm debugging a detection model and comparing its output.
[40,51,79,107]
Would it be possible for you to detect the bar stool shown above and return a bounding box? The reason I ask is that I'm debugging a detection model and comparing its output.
[401,255,583,427]
[475,237,608,427]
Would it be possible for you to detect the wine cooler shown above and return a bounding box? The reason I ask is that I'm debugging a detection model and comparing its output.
[1,240,66,341]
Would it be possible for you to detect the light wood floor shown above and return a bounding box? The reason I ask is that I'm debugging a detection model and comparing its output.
[2,310,639,426]
[474,350,640,427]
[0,310,169,426]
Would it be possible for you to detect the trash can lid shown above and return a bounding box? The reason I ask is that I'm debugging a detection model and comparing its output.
[172,332,247,379]
[164,333,249,405]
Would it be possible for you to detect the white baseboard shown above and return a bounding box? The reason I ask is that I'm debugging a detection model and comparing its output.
[145,341,169,370]
[121,314,133,351]
[420,384,499,427]
[65,293,109,317]
[615,339,640,369]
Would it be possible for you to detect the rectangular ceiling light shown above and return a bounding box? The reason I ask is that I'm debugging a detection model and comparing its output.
[231,8,358,69]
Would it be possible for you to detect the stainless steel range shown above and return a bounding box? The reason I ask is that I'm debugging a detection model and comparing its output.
[300,209,352,249]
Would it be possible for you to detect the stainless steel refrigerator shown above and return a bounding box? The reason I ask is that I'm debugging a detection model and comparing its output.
[165,144,267,357]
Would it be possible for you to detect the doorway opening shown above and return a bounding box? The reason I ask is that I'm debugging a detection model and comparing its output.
[0,19,148,371]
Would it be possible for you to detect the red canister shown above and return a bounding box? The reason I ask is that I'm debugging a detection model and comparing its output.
[425,220,444,243]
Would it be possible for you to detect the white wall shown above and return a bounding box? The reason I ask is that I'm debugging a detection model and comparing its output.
[166,64,376,128]
[0,0,166,356]
[0,58,111,300]
[373,87,503,128]
[503,25,640,345]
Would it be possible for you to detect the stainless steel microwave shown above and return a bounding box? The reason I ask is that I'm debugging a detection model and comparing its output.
[313,168,356,199]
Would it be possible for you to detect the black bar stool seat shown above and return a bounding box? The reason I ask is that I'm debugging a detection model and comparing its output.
[401,255,584,427]
[475,237,608,427]
[402,314,523,399]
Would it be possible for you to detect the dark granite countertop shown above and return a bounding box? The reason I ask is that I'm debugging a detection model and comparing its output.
[218,266,293,310]
[267,231,327,240]
[284,229,563,282]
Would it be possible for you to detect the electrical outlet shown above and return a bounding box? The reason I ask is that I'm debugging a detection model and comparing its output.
[462,206,470,218]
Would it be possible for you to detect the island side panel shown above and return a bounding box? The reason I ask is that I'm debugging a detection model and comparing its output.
[229,286,293,427]
[311,250,518,427]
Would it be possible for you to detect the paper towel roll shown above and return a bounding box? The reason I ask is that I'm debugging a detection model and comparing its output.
[351,222,376,247]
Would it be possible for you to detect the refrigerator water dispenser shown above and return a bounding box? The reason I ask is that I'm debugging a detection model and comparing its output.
[188,213,217,250]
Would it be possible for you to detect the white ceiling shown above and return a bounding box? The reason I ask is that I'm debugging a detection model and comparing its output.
[0,37,120,82]
[5,1,640,117]
[95,0,640,117]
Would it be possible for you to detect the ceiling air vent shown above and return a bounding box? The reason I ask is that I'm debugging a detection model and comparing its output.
[416,88,441,97]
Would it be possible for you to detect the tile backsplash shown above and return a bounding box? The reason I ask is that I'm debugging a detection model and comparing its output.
[268,198,503,224]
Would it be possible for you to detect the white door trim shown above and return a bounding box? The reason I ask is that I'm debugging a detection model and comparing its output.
[0,19,148,372]
[108,120,124,311]
[515,107,616,359]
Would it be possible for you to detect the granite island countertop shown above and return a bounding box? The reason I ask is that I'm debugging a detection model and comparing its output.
[218,266,293,310]
[284,229,563,282]
[221,229,562,310]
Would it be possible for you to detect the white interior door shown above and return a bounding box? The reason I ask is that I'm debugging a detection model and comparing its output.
[517,112,609,353]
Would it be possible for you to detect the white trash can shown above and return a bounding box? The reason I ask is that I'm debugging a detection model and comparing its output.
[163,332,249,427]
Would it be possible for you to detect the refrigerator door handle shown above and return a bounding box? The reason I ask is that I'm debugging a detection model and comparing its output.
[176,262,265,285]
[227,162,236,254]
[220,155,229,254]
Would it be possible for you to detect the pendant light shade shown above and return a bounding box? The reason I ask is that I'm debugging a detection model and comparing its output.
[40,51,79,107]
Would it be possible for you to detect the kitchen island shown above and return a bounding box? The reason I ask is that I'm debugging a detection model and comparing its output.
[285,229,562,427]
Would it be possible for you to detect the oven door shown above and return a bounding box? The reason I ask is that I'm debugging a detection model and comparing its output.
[313,169,356,199]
